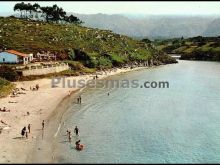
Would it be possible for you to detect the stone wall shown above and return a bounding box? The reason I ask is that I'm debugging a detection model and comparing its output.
[22,63,69,76]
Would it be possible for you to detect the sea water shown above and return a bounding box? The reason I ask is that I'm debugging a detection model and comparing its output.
[54,60,220,163]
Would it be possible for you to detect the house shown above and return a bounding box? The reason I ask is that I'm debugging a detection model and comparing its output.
[36,51,56,61]
[0,50,33,64]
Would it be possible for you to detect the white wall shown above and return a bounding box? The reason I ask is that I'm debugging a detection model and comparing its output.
[22,64,69,76]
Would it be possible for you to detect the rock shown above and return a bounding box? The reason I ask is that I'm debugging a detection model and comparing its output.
[96,35,102,39]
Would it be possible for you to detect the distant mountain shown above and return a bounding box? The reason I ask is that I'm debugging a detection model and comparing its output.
[73,13,143,37]
[72,13,220,39]
[203,18,220,37]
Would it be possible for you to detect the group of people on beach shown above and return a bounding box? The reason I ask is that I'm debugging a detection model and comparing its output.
[20,120,44,139]
[21,124,31,139]
[11,87,27,96]
[30,84,40,91]
[11,84,39,99]
[0,107,10,112]
[93,74,99,80]
[66,126,83,150]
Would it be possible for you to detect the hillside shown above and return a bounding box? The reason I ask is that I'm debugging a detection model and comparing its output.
[154,36,220,61]
[0,16,176,70]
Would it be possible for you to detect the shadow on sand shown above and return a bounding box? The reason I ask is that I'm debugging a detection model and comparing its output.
[13,137,25,140]
[35,129,43,131]
[59,140,69,143]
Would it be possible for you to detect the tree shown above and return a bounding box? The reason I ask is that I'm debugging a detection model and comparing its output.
[65,14,82,24]
[40,6,53,22]
[27,3,34,19]
[69,15,80,24]
[14,2,25,18]
[14,3,22,18]
[33,3,40,19]
[141,38,151,44]
[14,2,82,24]
[51,4,66,23]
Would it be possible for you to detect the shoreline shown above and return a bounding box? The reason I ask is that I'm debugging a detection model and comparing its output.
[0,65,149,163]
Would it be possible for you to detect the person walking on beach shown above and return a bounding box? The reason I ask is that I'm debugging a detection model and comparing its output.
[42,120,45,130]
[74,126,79,136]
[28,124,31,133]
[21,127,26,138]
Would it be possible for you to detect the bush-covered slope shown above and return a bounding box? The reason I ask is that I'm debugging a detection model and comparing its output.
[0,77,15,98]
[0,16,176,68]
[154,36,220,61]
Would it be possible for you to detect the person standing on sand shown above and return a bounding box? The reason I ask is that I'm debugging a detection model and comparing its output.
[28,124,31,133]
[25,130,28,139]
[36,84,39,90]
[79,96,82,104]
[42,120,45,130]
[67,130,72,142]
[74,126,79,136]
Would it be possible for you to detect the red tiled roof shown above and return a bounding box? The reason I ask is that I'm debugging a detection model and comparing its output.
[5,50,28,57]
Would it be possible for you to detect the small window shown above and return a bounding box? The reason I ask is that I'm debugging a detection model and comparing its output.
[3,58,5,62]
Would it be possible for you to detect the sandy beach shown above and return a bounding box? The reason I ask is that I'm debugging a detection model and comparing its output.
[0,66,147,163]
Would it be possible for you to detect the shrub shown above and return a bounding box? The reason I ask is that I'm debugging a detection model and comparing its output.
[98,56,112,68]
[68,49,76,60]
[0,77,15,98]
[64,60,85,70]
[0,65,20,81]
[109,54,125,66]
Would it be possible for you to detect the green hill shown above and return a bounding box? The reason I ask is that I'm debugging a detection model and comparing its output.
[154,36,220,61]
[0,16,176,69]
